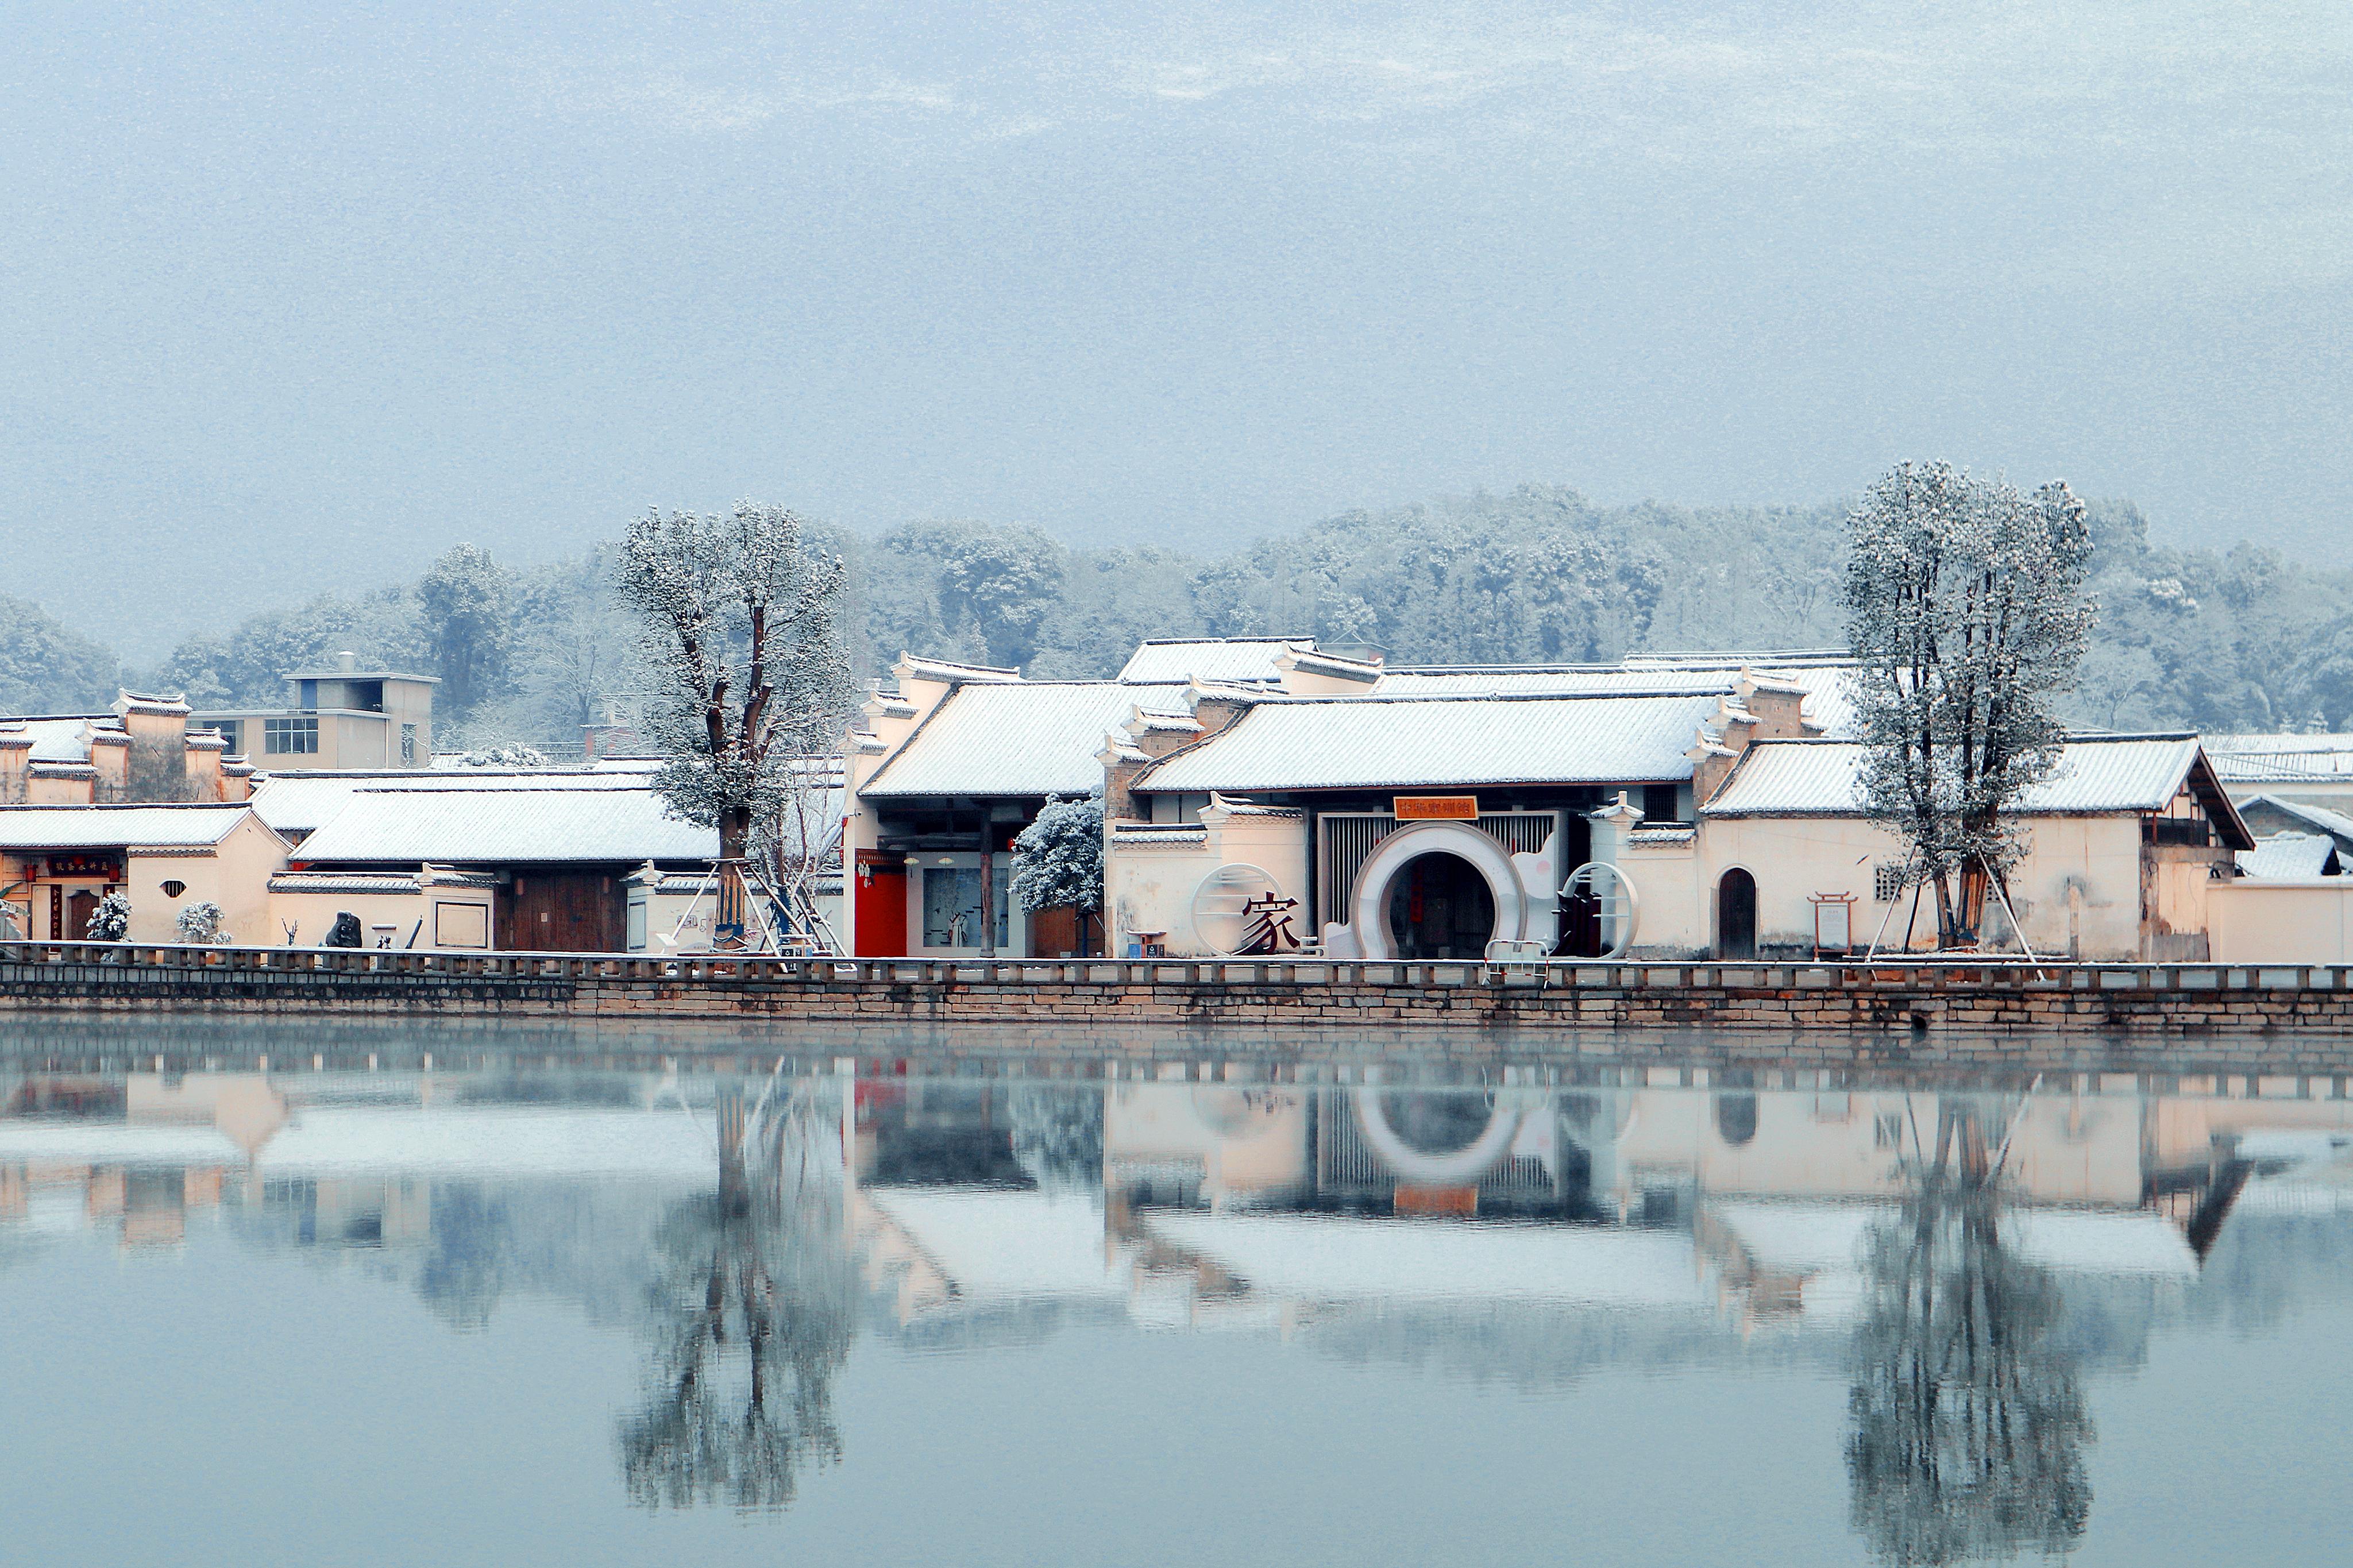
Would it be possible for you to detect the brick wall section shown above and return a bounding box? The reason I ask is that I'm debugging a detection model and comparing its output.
[13,946,2353,1066]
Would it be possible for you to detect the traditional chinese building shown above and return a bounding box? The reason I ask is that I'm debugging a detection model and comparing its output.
[0,694,252,806]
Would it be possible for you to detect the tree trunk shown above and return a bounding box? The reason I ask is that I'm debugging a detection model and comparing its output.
[1957,860,1991,947]
[717,1082,749,1218]
[719,804,753,863]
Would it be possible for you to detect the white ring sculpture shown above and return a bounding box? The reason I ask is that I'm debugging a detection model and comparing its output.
[1561,861,1640,960]
[1189,862,1287,956]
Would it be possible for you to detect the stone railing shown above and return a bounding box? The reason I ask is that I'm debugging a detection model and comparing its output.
[9,943,2353,1045]
[3,941,2350,992]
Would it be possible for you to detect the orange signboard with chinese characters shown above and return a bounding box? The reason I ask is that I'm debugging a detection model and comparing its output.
[1393,795,1478,821]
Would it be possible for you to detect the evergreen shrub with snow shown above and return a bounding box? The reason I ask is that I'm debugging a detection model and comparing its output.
[460,745,549,768]
[1009,796,1104,915]
[86,891,132,942]
[175,901,227,944]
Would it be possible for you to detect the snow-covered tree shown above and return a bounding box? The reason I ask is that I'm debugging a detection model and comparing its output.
[1009,795,1104,916]
[1845,462,2096,947]
[418,543,514,720]
[616,503,851,945]
[86,891,132,941]
[175,901,226,944]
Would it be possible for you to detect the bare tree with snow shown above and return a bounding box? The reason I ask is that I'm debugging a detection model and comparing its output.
[1845,462,2096,948]
[616,503,852,947]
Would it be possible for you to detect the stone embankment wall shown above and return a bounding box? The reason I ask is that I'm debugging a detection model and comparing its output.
[10,944,2353,1058]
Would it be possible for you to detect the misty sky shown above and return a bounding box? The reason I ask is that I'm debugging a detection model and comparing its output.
[5,1,2348,658]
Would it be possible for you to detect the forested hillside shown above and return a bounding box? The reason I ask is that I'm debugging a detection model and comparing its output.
[9,485,2352,744]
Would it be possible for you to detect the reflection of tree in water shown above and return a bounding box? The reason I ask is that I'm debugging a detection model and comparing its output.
[1847,1098,2094,1566]
[619,1078,855,1512]
[1009,1083,1104,1194]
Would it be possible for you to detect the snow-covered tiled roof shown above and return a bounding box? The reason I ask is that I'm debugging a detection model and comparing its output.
[294,787,719,864]
[1117,638,1316,686]
[861,682,1193,798]
[1371,659,1861,736]
[2237,832,2340,879]
[248,768,661,835]
[1704,737,2250,843]
[2205,733,2353,782]
[1134,692,1728,794]
[2,716,119,764]
[1373,666,1711,696]
[1107,824,1210,844]
[0,804,256,849]
[2240,795,2353,844]
[268,871,426,894]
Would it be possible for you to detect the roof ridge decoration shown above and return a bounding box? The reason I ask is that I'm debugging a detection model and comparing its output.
[1272,647,1383,681]
[115,689,191,717]
[1186,677,1270,702]
[893,651,1024,686]
[1132,636,1315,648]
[1124,707,1204,738]
[1202,792,1304,820]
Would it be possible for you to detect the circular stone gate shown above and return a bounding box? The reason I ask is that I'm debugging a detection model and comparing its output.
[1344,821,1539,961]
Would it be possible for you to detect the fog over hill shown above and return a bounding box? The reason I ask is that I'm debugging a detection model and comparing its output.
[3,2,2348,656]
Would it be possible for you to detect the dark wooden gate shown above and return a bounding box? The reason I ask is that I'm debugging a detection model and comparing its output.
[500,871,625,952]
[1027,906,1103,958]
[1718,868,1758,960]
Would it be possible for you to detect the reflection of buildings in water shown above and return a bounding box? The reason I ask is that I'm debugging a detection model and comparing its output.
[9,1064,2353,1356]
[0,1068,718,1279]
[844,1076,2353,1366]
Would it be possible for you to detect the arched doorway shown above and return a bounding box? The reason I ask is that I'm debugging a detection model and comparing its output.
[1385,852,1498,960]
[1718,868,1757,960]
[1342,821,1534,960]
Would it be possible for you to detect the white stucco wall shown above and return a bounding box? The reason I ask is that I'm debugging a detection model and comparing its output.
[267,887,496,950]
[1107,811,1310,957]
[126,816,290,945]
[2208,880,2353,963]
[1687,814,2150,960]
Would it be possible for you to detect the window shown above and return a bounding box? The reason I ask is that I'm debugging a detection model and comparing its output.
[1873,863,1907,903]
[161,880,187,899]
[210,721,242,756]
[351,680,384,712]
[1642,783,1681,824]
[297,679,319,712]
[400,723,417,764]
[264,716,318,755]
[922,866,1008,949]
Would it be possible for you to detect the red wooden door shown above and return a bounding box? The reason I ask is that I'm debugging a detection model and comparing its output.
[855,864,907,956]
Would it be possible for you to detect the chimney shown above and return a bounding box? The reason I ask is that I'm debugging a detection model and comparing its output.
[337,651,358,674]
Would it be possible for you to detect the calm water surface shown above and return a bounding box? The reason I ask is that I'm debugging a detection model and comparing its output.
[6,1024,2353,1567]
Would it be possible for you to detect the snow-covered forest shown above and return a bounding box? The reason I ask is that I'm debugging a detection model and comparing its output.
[5,483,2349,745]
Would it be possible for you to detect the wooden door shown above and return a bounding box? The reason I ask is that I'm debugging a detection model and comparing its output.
[66,890,99,943]
[1027,906,1104,958]
[500,871,624,952]
[855,864,908,956]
